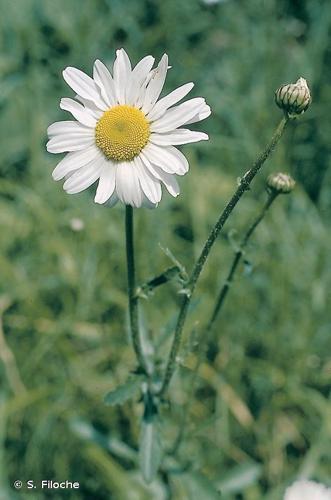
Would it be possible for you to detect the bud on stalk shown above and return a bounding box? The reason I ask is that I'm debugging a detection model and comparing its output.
[275,77,311,118]
[267,172,296,194]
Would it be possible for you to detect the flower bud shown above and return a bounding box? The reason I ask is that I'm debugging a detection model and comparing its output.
[275,77,311,118]
[266,172,295,194]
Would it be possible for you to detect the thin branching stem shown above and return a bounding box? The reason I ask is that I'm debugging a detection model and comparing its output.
[206,190,278,334]
[125,205,148,374]
[158,116,289,397]
[170,190,279,454]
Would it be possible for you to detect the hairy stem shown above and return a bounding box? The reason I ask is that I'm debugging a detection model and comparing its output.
[171,191,279,454]
[206,191,278,334]
[158,116,289,397]
[125,205,148,374]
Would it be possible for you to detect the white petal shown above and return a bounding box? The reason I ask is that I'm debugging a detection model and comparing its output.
[76,96,103,120]
[184,104,211,125]
[134,82,148,109]
[133,56,155,84]
[143,143,188,175]
[169,146,189,174]
[47,121,94,154]
[150,129,209,146]
[142,54,168,113]
[63,67,107,110]
[135,64,170,109]
[147,82,194,122]
[139,151,163,180]
[150,98,206,133]
[134,155,162,203]
[151,165,180,197]
[115,161,143,207]
[47,134,94,154]
[127,55,155,105]
[47,120,93,137]
[63,155,104,194]
[113,48,132,105]
[93,60,117,107]
[94,161,116,204]
[140,154,179,197]
[141,194,158,209]
[52,145,100,180]
[60,98,97,127]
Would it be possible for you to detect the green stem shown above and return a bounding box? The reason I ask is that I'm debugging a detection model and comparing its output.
[125,205,147,374]
[206,191,278,334]
[170,191,279,455]
[158,116,289,397]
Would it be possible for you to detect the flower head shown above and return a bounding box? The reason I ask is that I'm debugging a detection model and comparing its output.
[266,172,295,194]
[47,49,211,208]
[275,77,311,118]
[284,480,331,500]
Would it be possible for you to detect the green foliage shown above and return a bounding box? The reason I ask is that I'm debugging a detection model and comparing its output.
[104,376,144,406]
[0,0,330,498]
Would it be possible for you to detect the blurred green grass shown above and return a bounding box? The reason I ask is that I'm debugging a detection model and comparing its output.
[0,0,330,498]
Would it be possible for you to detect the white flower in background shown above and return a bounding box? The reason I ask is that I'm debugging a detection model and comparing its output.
[69,217,84,231]
[284,480,331,500]
[47,49,210,208]
[202,0,229,5]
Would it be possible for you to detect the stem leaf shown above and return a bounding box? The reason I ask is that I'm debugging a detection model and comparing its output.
[137,265,182,298]
[104,376,142,406]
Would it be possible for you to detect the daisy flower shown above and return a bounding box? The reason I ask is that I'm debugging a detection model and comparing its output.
[284,480,331,500]
[47,49,210,208]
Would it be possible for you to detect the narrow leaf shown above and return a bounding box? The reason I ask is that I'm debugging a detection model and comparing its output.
[104,377,142,406]
[137,265,181,297]
[159,244,188,281]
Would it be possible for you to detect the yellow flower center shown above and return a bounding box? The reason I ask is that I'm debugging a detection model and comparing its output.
[95,105,150,162]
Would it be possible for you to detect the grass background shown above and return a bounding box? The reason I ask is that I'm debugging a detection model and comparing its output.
[0,0,330,498]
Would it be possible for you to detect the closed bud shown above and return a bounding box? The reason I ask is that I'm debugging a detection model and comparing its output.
[267,172,295,194]
[275,77,311,118]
